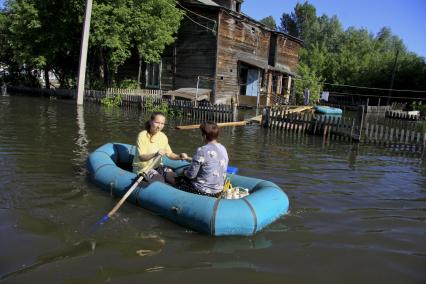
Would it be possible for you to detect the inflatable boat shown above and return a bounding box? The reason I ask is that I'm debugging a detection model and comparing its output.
[315,105,343,115]
[87,143,289,236]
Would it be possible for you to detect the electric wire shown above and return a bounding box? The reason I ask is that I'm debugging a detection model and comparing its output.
[171,1,217,34]
[292,77,426,93]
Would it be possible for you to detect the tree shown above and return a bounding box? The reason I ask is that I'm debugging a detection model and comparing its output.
[294,62,322,104]
[279,1,426,101]
[279,1,318,43]
[0,0,183,88]
[259,16,276,30]
[0,0,83,87]
[88,0,183,87]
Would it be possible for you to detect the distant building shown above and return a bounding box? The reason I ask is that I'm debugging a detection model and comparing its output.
[120,0,302,106]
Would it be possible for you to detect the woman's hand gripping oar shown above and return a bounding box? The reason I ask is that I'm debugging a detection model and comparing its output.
[97,154,163,225]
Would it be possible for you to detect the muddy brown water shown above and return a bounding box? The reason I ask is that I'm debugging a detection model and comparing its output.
[0,95,425,283]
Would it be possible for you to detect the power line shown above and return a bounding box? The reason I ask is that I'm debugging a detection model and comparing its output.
[329,90,426,101]
[175,1,217,25]
[292,77,426,93]
[322,81,426,93]
[174,1,217,34]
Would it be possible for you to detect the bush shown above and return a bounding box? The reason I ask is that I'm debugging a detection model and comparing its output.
[415,122,426,133]
[101,94,122,107]
[117,79,139,89]
[294,63,322,105]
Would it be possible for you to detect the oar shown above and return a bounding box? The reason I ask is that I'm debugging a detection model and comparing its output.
[97,155,162,225]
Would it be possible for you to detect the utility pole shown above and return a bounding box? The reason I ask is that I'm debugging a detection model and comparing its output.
[76,0,93,105]
[386,49,399,106]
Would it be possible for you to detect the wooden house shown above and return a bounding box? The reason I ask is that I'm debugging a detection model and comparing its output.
[122,0,302,106]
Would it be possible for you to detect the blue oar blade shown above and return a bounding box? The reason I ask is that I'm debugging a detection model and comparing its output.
[96,215,110,225]
[226,166,238,174]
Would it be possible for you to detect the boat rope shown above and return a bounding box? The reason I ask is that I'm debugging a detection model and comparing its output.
[242,199,258,235]
[210,198,221,236]
[93,163,116,179]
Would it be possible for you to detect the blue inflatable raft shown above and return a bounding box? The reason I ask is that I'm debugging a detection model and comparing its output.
[315,105,343,115]
[87,143,289,236]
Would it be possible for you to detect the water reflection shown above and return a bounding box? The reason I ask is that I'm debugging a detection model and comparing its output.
[74,106,89,166]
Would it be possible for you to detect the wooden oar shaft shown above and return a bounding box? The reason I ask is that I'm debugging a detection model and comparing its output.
[176,120,247,130]
[105,155,162,219]
[107,175,144,217]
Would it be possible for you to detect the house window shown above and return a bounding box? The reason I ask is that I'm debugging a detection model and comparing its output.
[146,62,161,88]
[268,34,277,66]
[236,1,241,12]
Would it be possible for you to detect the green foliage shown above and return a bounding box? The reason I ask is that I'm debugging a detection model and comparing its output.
[259,16,276,30]
[101,94,122,107]
[414,122,426,133]
[144,96,169,113]
[294,63,322,104]
[411,101,426,117]
[89,78,106,91]
[131,0,184,64]
[0,0,83,88]
[280,1,426,99]
[89,0,184,87]
[117,79,139,89]
[144,96,182,117]
[0,0,183,89]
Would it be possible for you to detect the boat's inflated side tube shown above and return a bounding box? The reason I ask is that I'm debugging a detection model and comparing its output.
[87,143,290,236]
[315,105,343,115]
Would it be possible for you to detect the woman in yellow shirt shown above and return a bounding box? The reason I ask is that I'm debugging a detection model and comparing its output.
[133,112,188,183]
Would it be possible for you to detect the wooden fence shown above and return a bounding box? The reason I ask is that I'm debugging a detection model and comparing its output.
[385,110,421,120]
[139,96,235,122]
[321,100,407,114]
[262,107,426,152]
[83,88,235,122]
[106,88,163,97]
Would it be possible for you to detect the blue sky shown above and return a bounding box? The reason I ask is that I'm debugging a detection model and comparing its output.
[242,0,426,58]
[1,0,424,57]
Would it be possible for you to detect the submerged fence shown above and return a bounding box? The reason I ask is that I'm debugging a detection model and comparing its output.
[138,96,235,122]
[262,107,426,153]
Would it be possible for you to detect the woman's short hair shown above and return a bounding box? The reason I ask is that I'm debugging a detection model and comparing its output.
[200,121,219,141]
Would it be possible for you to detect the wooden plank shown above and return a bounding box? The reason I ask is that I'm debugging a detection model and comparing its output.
[176,120,247,130]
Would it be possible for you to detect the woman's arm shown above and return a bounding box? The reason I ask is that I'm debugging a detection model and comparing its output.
[184,148,203,179]
[167,152,188,160]
[138,151,161,161]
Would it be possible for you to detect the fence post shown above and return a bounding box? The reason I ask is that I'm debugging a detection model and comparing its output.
[1,83,6,96]
[262,107,270,128]
[355,105,365,141]
[232,99,238,122]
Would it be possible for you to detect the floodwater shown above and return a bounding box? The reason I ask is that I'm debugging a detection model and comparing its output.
[0,94,425,283]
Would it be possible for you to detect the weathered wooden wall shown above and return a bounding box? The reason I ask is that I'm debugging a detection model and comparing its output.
[170,7,218,92]
[275,36,301,74]
[215,11,301,104]
[215,11,270,103]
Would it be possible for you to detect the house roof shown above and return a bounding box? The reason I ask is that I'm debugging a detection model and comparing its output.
[195,0,220,6]
[181,0,303,44]
[164,88,211,101]
[238,54,268,69]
